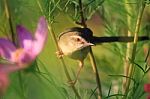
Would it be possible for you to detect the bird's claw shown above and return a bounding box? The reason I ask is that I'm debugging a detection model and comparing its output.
[56,50,64,58]
[68,80,77,86]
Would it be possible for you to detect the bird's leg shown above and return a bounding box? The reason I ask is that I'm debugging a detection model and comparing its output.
[69,60,84,85]
[75,60,84,83]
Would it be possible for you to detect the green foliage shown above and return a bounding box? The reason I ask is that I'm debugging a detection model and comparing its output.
[0,0,150,99]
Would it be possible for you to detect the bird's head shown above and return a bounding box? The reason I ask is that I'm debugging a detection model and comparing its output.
[69,35,94,51]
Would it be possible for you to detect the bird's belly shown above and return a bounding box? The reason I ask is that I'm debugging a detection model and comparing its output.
[68,47,90,61]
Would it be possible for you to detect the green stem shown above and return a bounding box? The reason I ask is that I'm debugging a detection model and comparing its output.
[4,0,26,98]
[4,0,16,44]
[78,0,102,98]
[36,1,81,99]
[124,1,146,97]
[78,0,87,28]
[18,72,26,99]
[89,48,103,99]
[48,25,81,99]
[123,0,133,93]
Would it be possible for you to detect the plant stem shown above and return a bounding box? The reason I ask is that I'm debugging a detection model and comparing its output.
[18,72,26,99]
[37,1,81,99]
[4,0,26,98]
[4,0,16,44]
[48,25,81,99]
[78,0,102,98]
[123,0,133,93]
[124,1,146,97]
[78,0,87,28]
[89,48,103,99]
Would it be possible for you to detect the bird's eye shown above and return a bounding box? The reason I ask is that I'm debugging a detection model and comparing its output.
[76,38,80,42]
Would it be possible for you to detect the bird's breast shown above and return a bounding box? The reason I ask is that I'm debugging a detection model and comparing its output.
[68,46,90,61]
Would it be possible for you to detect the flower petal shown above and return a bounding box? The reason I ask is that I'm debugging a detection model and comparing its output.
[16,25,33,51]
[148,95,150,99]
[0,63,22,95]
[0,38,16,60]
[0,72,9,94]
[0,62,28,95]
[144,84,150,92]
[16,17,48,65]
[33,16,48,55]
[17,51,34,65]
[0,63,25,74]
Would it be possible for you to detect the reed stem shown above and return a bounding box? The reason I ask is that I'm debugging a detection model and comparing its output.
[124,1,146,97]
[4,0,26,98]
[78,0,102,98]
[37,1,81,98]
[123,0,133,93]
[4,0,16,44]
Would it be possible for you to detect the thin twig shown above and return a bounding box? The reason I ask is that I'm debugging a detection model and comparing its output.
[88,48,102,99]
[48,25,81,99]
[78,0,102,99]
[36,1,81,99]
[4,0,26,98]
[124,1,146,97]
[4,0,16,44]
[78,0,87,27]
[123,0,133,93]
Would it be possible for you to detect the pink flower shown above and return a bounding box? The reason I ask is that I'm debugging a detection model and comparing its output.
[0,16,48,94]
[144,84,150,92]
[144,84,150,99]
[0,16,48,65]
[0,70,9,94]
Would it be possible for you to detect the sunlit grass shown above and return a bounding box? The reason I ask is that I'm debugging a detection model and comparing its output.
[0,0,150,99]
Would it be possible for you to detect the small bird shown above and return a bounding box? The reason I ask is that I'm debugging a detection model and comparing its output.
[58,28,94,61]
[57,27,149,84]
[57,27,94,84]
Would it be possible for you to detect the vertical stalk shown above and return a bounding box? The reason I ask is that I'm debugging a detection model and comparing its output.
[78,0,102,98]
[37,1,81,99]
[4,0,16,44]
[88,48,103,99]
[48,26,81,99]
[123,0,133,93]
[4,0,26,98]
[78,0,87,28]
[124,1,146,96]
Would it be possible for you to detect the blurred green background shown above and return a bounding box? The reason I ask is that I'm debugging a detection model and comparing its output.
[0,0,150,99]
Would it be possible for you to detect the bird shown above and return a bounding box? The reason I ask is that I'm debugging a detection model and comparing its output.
[57,27,94,84]
[57,27,149,84]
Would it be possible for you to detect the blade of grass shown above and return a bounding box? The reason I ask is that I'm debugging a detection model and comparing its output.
[107,82,112,97]
[4,0,26,98]
[123,0,133,94]
[108,74,136,84]
[4,0,16,44]
[36,1,81,98]
[124,0,146,97]
[78,0,102,98]
[89,87,98,99]
[104,94,126,99]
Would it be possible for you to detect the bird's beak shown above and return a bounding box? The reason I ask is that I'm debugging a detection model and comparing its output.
[78,42,94,50]
[88,42,94,46]
[84,42,94,47]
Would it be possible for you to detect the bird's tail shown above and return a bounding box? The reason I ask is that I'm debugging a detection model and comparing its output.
[91,36,150,44]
